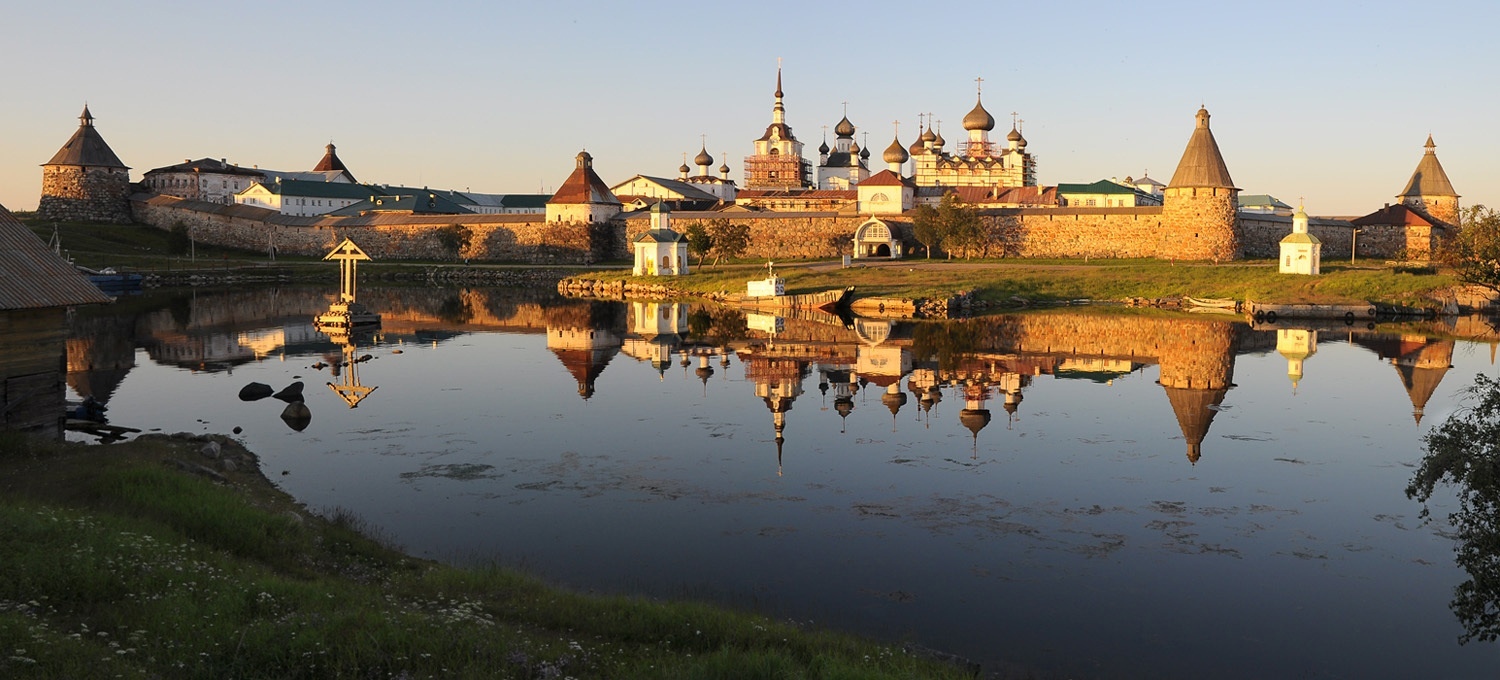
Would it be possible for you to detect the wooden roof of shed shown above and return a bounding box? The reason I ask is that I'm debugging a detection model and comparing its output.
[0,205,112,309]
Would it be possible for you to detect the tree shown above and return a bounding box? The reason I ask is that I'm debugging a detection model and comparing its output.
[1408,373,1500,643]
[708,220,751,265]
[435,224,473,259]
[911,204,945,259]
[685,222,713,267]
[931,193,982,260]
[1444,205,1500,286]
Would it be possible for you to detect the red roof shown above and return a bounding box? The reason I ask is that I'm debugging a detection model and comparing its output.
[858,170,910,187]
[1351,204,1435,227]
[548,153,620,206]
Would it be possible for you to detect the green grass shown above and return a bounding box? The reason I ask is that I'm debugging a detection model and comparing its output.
[582,258,1457,308]
[0,434,972,679]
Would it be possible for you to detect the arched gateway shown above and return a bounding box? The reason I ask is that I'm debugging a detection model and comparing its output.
[853,218,901,260]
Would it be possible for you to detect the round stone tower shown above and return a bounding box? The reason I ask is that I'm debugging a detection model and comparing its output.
[38,106,132,224]
[1161,107,1239,261]
[1397,135,1460,227]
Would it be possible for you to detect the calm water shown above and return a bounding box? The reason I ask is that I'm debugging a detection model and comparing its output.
[57,286,1500,678]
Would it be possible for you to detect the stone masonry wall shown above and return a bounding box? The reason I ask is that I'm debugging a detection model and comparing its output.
[993,208,1165,259]
[1237,214,1410,260]
[38,166,132,224]
[133,196,603,264]
[622,213,875,260]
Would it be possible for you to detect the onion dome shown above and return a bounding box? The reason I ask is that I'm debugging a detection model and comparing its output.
[920,126,936,143]
[849,141,860,154]
[933,128,946,148]
[834,116,856,138]
[963,96,995,131]
[694,146,713,167]
[859,146,870,160]
[909,135,926,156]
[818,139,830,154]
[719,159,730,174]
[884,136,909,164]
[679,162,690,174]
[1007,126,1022,142]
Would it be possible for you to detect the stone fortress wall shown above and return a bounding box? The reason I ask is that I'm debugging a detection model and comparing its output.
[137,193,1412,265]
[132,195,608,264]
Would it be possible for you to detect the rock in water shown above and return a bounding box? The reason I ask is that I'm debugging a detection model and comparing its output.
[272,381,305,403]
[239,382,273,401]
[280,402,312,432]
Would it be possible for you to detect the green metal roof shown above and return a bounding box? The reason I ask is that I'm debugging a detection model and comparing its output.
[1057,180,1136,195]
[1280,232,1321,245]
[249,179,376,200]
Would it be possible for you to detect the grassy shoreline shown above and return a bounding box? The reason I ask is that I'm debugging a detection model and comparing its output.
[571,258,1458,309]
[0,432,973,679]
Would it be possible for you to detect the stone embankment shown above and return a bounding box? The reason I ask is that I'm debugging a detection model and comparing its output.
[557,277,712,302]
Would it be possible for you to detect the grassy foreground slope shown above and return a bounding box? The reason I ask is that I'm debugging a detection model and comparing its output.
[0,433,970,679]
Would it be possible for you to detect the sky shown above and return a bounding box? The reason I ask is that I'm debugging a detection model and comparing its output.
[1,0,1494,216]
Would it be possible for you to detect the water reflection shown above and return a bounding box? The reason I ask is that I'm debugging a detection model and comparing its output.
[1409,374,1500,644]
[27,286,1500,677]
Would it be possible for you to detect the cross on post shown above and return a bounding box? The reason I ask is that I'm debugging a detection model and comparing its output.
[324,238,371,303]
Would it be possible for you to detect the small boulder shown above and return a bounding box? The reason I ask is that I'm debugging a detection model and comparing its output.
[238,382,274,401]
[280,402,311,432]
[200,440,221,459]
[272,381,305,403]
[220,458,238,473]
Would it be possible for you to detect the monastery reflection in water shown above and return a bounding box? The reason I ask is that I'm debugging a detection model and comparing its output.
[545,297,1469,468]
[54,287,1478,463]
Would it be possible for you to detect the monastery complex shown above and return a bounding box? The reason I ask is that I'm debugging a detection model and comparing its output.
[31,67,1463,266]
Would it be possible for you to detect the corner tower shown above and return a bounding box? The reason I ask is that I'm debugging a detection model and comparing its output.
[1397,135,1460,226]
[38,105,132,224]
[1161,107,1239,261]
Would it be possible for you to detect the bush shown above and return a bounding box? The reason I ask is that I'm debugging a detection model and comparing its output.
[167,222,192,255]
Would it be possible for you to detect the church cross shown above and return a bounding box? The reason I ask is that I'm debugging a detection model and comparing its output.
[975,76,983,95]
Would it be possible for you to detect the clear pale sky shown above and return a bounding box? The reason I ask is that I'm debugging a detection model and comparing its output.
[2,0,1493,216]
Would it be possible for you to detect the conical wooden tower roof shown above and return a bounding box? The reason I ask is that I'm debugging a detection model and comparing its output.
[1168,108,1235,189]
[1397,135,1459,199]
[1164,385,1229,464]
[44,105,128,169]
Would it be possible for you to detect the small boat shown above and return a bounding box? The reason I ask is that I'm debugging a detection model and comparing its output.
[78,266,144,294]
[1184,296,1239,311]
[734,286,854,312]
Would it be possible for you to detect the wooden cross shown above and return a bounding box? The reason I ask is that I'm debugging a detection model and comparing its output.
[324,238,371,303]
